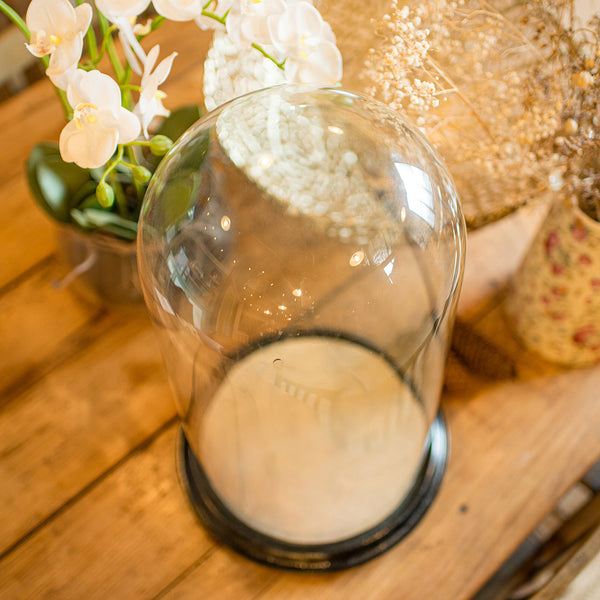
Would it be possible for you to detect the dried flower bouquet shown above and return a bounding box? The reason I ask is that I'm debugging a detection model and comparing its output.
[364,0,600,228]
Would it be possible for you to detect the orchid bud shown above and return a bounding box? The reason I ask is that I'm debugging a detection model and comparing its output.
[149,135,174,156]
[96,182,115,208]
[132,165,152,184]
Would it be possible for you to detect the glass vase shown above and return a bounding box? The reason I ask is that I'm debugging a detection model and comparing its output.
[137,85,466,570]
[505,198,600,367]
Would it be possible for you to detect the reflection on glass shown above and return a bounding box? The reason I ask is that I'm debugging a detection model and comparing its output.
[394,162,436,228]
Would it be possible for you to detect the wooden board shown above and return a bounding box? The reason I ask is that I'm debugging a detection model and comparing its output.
[0,307,173,556]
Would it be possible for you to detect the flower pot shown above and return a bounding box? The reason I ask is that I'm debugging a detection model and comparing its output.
[504,198,600,367]
[55,225,142,305]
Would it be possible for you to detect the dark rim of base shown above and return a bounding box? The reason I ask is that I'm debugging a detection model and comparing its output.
[177,411,448,572]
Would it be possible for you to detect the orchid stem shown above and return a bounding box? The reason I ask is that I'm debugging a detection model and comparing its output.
[85,24,98,63]
[98,12,126,84]
[149,16,166,34]
[122,84,143,92]
[251,43,286,70]
[121,63,135,111]
[99,146,129,217]
[125,145,145,199]
[201,9,227,25]
[55,89,72,121]
[100,146,124,186]
[106,37,125,83]
[111,177,128,218]
[92,25,118,66]
[197,6,282,70]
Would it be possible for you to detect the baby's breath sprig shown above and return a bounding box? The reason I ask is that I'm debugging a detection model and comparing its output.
[364,0,600,228]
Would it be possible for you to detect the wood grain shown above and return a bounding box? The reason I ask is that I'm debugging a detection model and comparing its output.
[0,428,212,600]
[0,256,98,398]
[0,175,55,289]
[159,547,277,600]
[0,309,173,556]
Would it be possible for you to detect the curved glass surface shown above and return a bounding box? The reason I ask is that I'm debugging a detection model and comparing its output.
[138,85,465,547]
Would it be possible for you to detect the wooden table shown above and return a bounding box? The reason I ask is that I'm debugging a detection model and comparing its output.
[2,21,600,600]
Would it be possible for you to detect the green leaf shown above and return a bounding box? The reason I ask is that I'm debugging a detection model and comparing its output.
[70,208,92,229]
[71,208,138,240]
[26,142,92,222]
[156,174,202,227]
[79,194,104,211]
[71,180,100,207]
[146,129,211,229]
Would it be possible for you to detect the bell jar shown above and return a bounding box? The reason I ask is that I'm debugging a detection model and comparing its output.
[138,85,465,570]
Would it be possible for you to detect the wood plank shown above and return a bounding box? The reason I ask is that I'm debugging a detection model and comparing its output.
[0,427,214,600]
[0,175,56,289]
[159,547,277,600]
[0,82,63,185]
[0,308,173,556]
[0,254,101,399]
[458,202,548,321]
[1,146,583,600]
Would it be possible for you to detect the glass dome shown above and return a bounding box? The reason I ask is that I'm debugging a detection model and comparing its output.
[138,85,465,570]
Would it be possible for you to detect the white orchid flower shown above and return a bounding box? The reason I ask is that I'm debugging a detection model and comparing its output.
[95,1,152,75]
[285,39,342,84]
[59,70,141,169]
[195,0,235,31]
[25,0,92,90]
[268,1,342,84]
[226,0,286,48]
[94,0,152,19]
[118,25,146,75]
[135,45,178,137]
[152,0,206,22]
